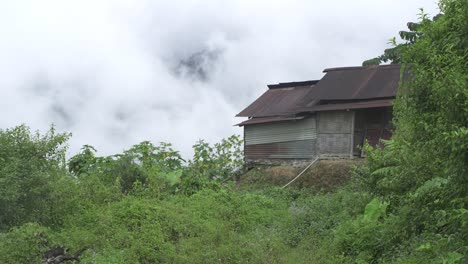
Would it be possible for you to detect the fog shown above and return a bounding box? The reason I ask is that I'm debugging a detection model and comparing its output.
[0,0,438,157]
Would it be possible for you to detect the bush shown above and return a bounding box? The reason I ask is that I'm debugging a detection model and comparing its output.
[0,223,51,264]
[0,125,70,230]
[351,1,468,261]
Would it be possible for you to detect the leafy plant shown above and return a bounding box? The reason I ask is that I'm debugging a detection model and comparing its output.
[0,125,70,230]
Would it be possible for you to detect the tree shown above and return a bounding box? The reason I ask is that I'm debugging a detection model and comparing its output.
[0,125,70,229]
[362,11,442,66]
[356,0,467,260]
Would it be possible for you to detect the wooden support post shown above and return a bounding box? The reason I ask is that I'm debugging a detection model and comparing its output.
[350,110,355,158]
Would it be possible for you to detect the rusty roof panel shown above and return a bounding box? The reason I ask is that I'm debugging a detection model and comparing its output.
[236,116,304,126]
[297,64,403,107]
[236,84,316,117]
[236,64,405,120]
[320,64,401,99]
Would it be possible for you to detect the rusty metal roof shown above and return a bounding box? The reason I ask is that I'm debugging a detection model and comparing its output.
[236,82,317,117]
[236,64,405,120]
[297,64,403,109]
[236,116,305,126]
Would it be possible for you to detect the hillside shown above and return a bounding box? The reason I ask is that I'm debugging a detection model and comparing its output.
[0,1,466,263]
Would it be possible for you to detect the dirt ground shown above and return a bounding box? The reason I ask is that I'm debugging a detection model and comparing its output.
[239,159,363,191]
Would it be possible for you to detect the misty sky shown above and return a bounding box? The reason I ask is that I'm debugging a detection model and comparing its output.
[0,0,439,158]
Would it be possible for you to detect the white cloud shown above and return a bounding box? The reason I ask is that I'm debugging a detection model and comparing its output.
[0,0,438,157]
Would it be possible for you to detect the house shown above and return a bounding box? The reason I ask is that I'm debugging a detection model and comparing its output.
[236,64,406,165]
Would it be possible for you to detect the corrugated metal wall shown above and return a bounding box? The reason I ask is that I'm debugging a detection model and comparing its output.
[317,111,353,156]
[243,109,392,161]
[244,117,317,160]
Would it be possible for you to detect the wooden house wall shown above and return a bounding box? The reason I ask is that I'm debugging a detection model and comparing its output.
[317,111,353,157]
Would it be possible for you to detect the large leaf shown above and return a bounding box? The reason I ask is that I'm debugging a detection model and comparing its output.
[362,198,389,222]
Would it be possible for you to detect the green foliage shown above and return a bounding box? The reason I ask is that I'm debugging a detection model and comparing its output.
[0,125,255,262]
[0,223,51,264]
[355,0,468,262]
[0,125,70,230]
[189,135,243,180]
[68,144,98,176]
[68,141,186,195]
[287,192,358,246]
[363,9,437,66]
[333,198,396,262]
[1,124,366,263]
[181,135,243,195]
[124,141,185,172]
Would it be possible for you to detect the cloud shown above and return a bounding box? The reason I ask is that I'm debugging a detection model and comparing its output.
[0,0,438,158]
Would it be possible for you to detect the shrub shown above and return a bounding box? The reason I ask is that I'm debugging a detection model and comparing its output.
[0,125,70,230]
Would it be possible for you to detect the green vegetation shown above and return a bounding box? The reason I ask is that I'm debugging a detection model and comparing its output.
[0,1,466,263]
[0,125,364,263]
